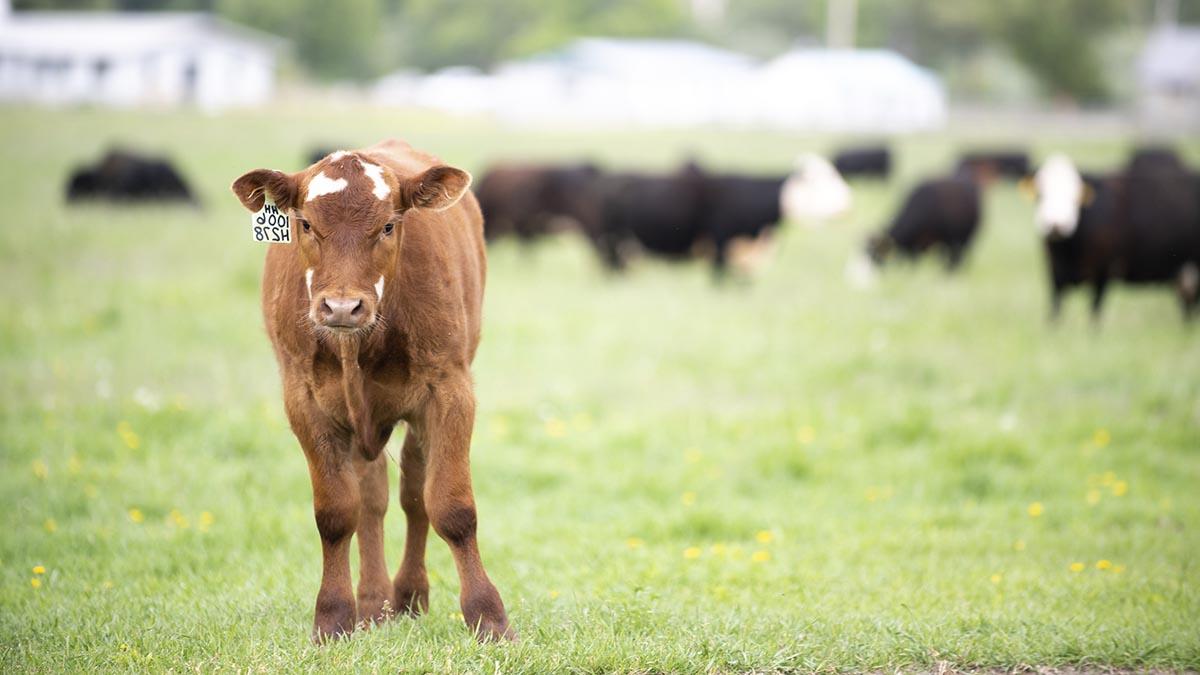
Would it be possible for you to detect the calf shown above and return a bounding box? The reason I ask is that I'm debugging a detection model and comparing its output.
[833,146,891,179]
[231,141,513,642]
[474,163,602,244]
[1030,153,1200,319]
[66,149,195,204]
[864,172,981,271]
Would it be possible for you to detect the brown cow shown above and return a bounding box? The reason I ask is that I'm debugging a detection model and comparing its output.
[231,139,513,642]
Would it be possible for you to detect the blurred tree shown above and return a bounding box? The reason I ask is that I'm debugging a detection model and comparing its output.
[218,0,385,80]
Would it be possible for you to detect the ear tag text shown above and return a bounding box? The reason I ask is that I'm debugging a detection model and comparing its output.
[252,199,291,244]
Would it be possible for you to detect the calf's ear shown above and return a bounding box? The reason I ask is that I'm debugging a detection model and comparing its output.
[231,169,300,212]
[398,165,472,211]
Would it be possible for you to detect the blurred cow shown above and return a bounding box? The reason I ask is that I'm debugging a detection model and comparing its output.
[833,146,891,179]
[597,157,847,276]
[474,163,602,245]
[1030,153,1200,320]
[66,149,195,204]
[861,170,981,273]
[957,150,1031,182]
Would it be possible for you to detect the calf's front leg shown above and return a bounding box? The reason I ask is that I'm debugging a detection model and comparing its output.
[422,380,513,641]
[305,445,361,641]
[355,450,394,625]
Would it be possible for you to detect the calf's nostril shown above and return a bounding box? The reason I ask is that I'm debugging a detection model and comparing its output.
[350,301,364,316]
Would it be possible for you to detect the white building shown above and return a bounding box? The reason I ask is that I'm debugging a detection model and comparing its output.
[374,38,946,133]
[0,10,284,110]
[1137,25,1200,133]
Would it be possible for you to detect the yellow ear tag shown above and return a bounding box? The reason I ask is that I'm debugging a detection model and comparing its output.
[251,198,291,244]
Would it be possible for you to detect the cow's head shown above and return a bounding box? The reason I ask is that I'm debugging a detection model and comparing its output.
[1024,153,1092,239]
[780,153,852,223]
[232,150,470,333]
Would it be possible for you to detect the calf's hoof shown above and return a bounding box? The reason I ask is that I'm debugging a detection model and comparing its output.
[462,586,514,642]
[471,617,516,643]
[356,590,396,626]
[311,597,356,643]
[393,577,430,617]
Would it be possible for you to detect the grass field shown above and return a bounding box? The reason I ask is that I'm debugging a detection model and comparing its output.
[1,107,1198,673]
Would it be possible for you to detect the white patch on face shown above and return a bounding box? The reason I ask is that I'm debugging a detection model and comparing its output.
[305,268,314,299]
[328,150,350,162]
[358,160,390,200]
[1034,153,1084,238]
[781,154,852,224]
[305,171,348,202]
[374,275,385,301]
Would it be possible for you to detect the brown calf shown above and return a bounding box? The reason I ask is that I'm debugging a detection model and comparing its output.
[231,139,512,642]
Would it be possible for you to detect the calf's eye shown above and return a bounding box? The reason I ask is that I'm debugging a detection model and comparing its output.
[383,222,395,235]
[299,219,311,232]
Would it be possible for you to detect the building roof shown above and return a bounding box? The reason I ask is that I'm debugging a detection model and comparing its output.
[1139,26,1200,87]
[0,11,285,59]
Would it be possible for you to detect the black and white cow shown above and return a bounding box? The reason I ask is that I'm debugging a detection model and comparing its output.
[1030,153,1200,320]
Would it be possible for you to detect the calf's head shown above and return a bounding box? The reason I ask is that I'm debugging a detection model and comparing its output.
[232,151,470,333]
[1025,153,1091,239]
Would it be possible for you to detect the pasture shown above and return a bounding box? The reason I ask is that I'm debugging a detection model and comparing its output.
[1,107,1198,673]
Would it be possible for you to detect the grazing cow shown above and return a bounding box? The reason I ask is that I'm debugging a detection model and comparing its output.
[957,150,1031,182]
[231,140,513,642]
[595,159,829,275]
[474,163,602,244]
[833,146,891,179]
[863,171,981,272]
[66,149,195,204]
[1030,153,1200,319]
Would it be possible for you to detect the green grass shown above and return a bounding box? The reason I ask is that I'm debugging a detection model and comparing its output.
[1,107,1198,673]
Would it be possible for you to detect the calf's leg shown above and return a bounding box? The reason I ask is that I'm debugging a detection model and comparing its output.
[393,429,431,615]
[306,448,361,642]
[355,450,394,624]
[423,380,513,641]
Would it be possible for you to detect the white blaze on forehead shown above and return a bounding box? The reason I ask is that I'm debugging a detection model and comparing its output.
[781,153,852,224]
[305,171,348,202]
[358,160,390,200]
[374,275,385,300]
[1034,153,1084,237]
[328,150,350,162]
[305,268,314,299]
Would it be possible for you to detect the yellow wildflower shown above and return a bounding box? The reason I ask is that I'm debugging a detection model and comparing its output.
[116,421,141,450]
[755,530,774,544]
[680,491,696,507]
[710,543,727,556]
[1092,429,1110,447]
[990,573,1002,584]
[543,417,566,438]
[1013,539,1026,552]
[1027,502,1044,517]
[67,456,82,475]
[751,550,770,563]
[32,566,45,575]
[169,510,190,529]
[625,537,644,549]
[198,511,214,532]
[1113,565,1126,574]
[549,590,560,599]
[1069,562,1085,573]
[1096,559,1112,571]
[1111,480,1128,497]
[683,546,702,560]
[30,578,41,589]
[32,460,48,480]
[1086,489,1101,505]
[43,518,57,533]
[684,448,702,464]
[128,508,145,524]
[796,426,815,445]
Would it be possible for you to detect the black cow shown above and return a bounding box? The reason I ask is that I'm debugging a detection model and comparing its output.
[865,172,981,271]
[66,149,195,204]
[474,164,602,246]
[957,150,1031,181]
[833,146,891,179]
[1032,153,1200,320]
[596,163,790,276]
